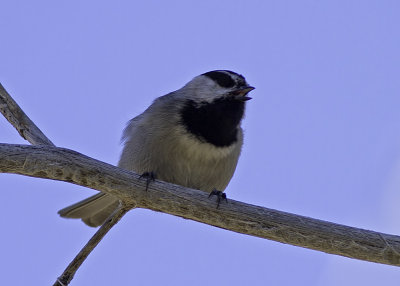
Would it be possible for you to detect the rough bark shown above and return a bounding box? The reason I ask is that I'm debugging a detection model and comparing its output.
[1,143,400,267]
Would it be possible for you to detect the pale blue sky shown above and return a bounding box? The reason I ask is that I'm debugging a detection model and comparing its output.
[1,1,400,285]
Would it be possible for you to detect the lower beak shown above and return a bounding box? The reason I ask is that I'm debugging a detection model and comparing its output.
[240,96,252,101]
[233,86,255,101]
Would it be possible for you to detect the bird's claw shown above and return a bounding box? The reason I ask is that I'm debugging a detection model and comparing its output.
[139,171,156,191]
[208,189,228,209]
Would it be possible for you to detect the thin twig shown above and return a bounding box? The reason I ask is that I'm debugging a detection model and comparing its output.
[54,205,129,286]
[1,143,400,267]
[0,83,129,285]
[0,83,54,146]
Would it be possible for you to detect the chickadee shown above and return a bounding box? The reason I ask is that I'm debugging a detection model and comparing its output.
[58,70,254,227]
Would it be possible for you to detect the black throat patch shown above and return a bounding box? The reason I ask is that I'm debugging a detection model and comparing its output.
[180,97,245,147]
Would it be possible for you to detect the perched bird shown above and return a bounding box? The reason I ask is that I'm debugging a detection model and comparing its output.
[58,70,254,227]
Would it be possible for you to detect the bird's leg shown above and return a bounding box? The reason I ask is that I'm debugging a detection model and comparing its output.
[139,171,156,191]
[208,189,228,208]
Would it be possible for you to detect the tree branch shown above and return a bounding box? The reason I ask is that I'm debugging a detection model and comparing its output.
[2,83,400,286]
[54,206,129,286]
[0,83,128,285]
[1,143,400,267]
[0,83,54,146]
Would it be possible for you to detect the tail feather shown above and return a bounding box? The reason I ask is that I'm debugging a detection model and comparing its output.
[58,193,119,227]
[81,199,120,227]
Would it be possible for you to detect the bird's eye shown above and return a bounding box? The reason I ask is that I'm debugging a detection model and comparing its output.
[203,71,235,88]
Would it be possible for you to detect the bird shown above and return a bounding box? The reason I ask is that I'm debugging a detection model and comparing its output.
[58,70,254,227]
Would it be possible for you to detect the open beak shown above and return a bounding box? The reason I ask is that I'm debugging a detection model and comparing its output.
[231,86,255,101]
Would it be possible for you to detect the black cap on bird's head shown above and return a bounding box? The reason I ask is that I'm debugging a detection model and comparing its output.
[202,70,246,88]
[202,70,255,101]
[182,70,255,103]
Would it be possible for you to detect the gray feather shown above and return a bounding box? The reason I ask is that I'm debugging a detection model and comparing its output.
[58,71,250,227]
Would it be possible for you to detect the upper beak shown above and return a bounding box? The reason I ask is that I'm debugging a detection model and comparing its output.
[231,86,255,101]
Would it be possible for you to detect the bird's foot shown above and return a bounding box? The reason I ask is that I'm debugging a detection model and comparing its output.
[208,189,228,209]
[139,171,156,191]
